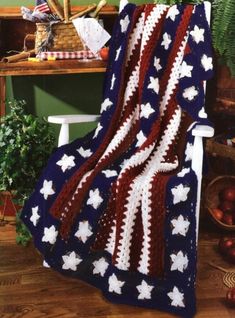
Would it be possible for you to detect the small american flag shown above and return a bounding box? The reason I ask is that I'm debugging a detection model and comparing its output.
[34,0,51,13]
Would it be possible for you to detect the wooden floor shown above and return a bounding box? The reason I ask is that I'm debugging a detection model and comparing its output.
[0,222,234,318]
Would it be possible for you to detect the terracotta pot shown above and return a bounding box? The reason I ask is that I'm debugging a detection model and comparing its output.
[0,191,22,221]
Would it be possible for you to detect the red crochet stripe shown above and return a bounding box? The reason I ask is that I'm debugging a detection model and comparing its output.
[112,163,145,264]
[49,7,143,223]
[91,183,117,251]
[112,7,194,275]
[59,120,139,239]
[57,14,146,239]
[148,173,170,277]
[128,204,143,272]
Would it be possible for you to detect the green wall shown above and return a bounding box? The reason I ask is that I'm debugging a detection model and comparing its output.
[1,0,149,141]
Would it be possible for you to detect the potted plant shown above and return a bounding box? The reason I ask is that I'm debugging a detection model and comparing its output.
[212,0,235,77]
[0,99,55,245]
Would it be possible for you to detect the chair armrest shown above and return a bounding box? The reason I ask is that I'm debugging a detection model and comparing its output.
[48,114,100,124]
[192,124,214,138]
[48,114,100,147]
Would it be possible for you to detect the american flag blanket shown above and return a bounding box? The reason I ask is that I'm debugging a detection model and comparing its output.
[21,3,213,317]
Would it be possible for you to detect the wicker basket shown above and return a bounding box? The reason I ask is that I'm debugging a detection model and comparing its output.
[206,134,235,175]
[205,176,235,231]
[35,22,85,53]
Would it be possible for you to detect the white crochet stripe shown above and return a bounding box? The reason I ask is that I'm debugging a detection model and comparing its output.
[160,31,189,116]
[69,171,93,205]
[114,175,143,270]
[140,5,169,58]
[118,143,155,181]
[99,106,139,163]
[114,26,186,268]
[145,107,182,172]
[114,23,188,217]
[126,12,145,64]
[138,107,182,274]
[105,223,116,255]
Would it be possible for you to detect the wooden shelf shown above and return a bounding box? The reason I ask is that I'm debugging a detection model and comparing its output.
[0,59,107,76]
[0,5,117,116]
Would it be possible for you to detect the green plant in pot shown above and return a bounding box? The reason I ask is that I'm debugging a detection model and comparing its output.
[0,100,55,245]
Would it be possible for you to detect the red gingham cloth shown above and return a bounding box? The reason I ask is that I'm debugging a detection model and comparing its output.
[37,50,98,60]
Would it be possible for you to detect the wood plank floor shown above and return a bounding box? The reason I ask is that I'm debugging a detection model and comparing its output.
[0,222,235,318]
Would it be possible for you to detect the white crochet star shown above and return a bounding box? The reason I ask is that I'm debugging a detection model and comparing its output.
[136,131,147,147]
[93,123,103,138]
[190,25,204,44]
[182,86,198,101]
[87,188,103,209]
[102,169,118,178]
[43,260,50,268]
[136,280,154,300]
[198,107,207,118]
[77,146,92,158]
[75,220,93,243]
[171,184,190,204]
[120,15,130,33]
[177,167,190,177]
[201,54,213,71]
[40,180,55,200]
[170,251,189,273]
[62,251,82,271]
[56,154,75,172]
[93,257,109,277]
[140,103,155,119]
[167,286,185,307]
[167,5,180,21]
[30,206,40,226]
[161,32,171,50]
[42,225,58,244]
[185,143,194,161]
[108,273,125,294]
[115,46,121,61]
[111,74,116,90]
[180,61,193,78]
[101,98,113,112]
[154,57,162,72]
[147,76,159,94]
[171,215,190,236]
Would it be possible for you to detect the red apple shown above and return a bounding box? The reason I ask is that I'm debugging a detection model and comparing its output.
[222,213,234,225]
[218,237,234,254]
[219,201,235,214]
[226,288,235,306]
[100,47,109,61]
[211,208,223,221]
[227,247,235,264]
[220,187,235,202]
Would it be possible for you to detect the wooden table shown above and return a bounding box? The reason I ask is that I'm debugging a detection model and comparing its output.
[0,5,117,117]
[0,59,107,117]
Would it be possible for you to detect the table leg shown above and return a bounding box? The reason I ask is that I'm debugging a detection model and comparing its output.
[0,76,6,117]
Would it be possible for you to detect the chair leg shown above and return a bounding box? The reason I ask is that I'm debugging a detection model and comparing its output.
[58,123,69,147]
[192,135,203,244]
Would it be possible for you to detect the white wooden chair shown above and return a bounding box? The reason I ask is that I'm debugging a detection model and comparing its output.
[48,1,214,242]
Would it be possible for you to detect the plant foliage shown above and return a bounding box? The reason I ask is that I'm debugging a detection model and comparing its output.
[0,100,55,245]
[212,0,235,76]
[0,100,55,200]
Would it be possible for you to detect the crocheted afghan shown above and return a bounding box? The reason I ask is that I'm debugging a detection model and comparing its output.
[21,3,213,317]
